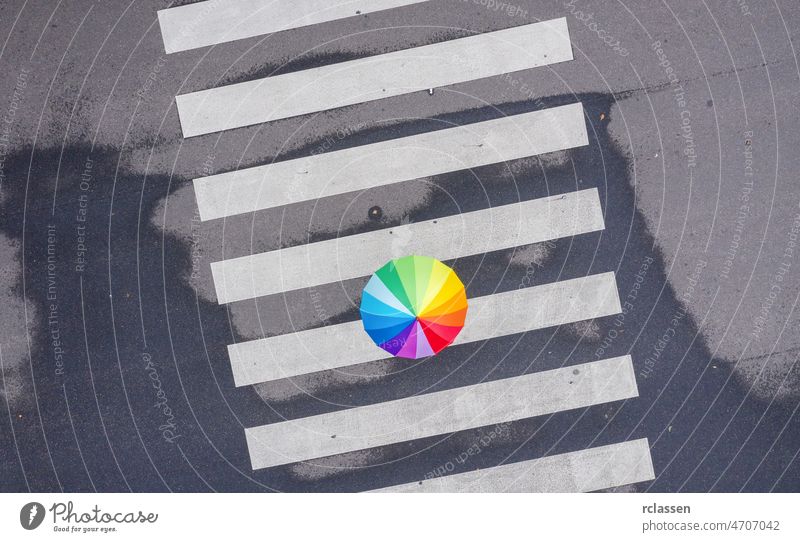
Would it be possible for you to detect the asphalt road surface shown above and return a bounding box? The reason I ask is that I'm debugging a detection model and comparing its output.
[1,0,799,492]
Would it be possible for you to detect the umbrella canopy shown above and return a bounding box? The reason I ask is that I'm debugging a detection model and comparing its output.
[360,255,468,359]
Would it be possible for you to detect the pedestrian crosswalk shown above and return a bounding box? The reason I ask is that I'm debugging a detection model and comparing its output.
[159,5,654,492]
[229,272,621,386]
[212,188,604,303]
[158,0,432,54]
[175,18,573,136]
[193,103,588,221]
[246,356,638,469]
[372,439,655,492]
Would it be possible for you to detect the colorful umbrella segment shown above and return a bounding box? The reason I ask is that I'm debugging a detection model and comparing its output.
[360,255,468,359]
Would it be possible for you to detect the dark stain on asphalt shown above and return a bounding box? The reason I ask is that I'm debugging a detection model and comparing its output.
[214,29,472,87]
[1,91,798,492]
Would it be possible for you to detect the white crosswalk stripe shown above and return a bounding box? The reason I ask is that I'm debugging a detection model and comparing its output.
[229,272,621,386]
[371,439,655,492]
[159,6,655,491]
[245,356,638,470]
[158,0,432,54]
[175,18,573,136]
[211,188,604,304]
[193,103,588,221]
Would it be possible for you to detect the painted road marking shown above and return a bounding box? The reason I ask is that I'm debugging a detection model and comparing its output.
[158,4,649,490]
[175,18,573,136]
[158,0,431,54]
[229,272,621,386]
[212,188,604,304]
[371,439,655,492]
[194,103,588,220]
[245,355,637,469]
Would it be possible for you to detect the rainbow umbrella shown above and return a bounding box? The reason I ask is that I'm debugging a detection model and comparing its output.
[360,255,468,359]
